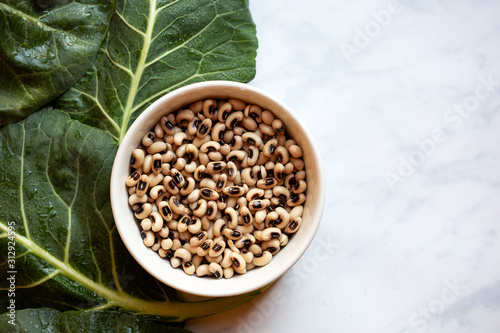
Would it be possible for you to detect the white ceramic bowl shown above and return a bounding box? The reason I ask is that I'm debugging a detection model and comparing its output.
[110,81,325,297]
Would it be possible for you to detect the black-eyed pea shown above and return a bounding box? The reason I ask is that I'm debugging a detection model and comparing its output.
[158,201,173,221]
[136,174,149,196]
[154,122,164,139]
[220,143,231,155]
[193,165,206,181]
[172,157,186,171]
[288,144,303,158]
[158,225,170,239]
[287,193,306,207]
[162,176,178,195]
[233,171,243,186]
[242,132,263,147]
[192,199,208,217]
[261,227,281,241]
[262,239,280,255]
[170,168,185,188]
[285,217,302,234]
[171,238,182,251]
[201,99,217,119]
[182,242,198,255]
[273,186,290,200]
[134,203,152,220]
[289,205,304,220]
[249,199,270,211]
[200,140,221,154]
[200,188,219,201]
[169,196,188,215]
[158,248,171,259]
[196,264,210,277]
[190,231,207,247]
[141,230,155,247]
[254,209,267,225]
[256,151,269,166]
[177,215,191,233]
[140,218,152,231]
[274,207,290,229]
[206,161,226,174]
[296,170,306,181]
[161,238,173,250]
[238,205,252,225]
[272,118,285,133]
[197,118,213,138]
[264,189,273,200]
[224,207,238,229]
[208,262,223,279]
[166,219,178,231]
[131,149,145,169]
[223,129,234,145]
[174,248,192,262]
[205,253,223,264]
[217,102,232,122]
[161,151,175,165]
[170,257,181,269]
[142,131,155,147]
[184,161,197,174]
[276,133,287,147]
[230,135,244,150]
[192,134,211,148]
[261,110,274,124]
[275,146,290,164]
[223,228,242,240]
[128,186,137,196]
[215,174,228,192]
[220,249,233,268]
[248,244,262,257]
[246,188,264,202]
[284,173,297,189]
[184,143,198,161]
[236,224,253,235]
[176,109,195,125]
[241,116,258,132]
[126,171,141,187]
[240,249,254,263]
[213,218,226,237]
[189,100,203,113]
[223,267,234,279]
[278,233,289,247]
[147,141,167,155]
[259,123,275,136]
[290,157,305,171]
[284,162,294,174]
[244,104,263,122]
[247,146,259,166]
[256,177,278,189]
[209,240,225,257]
[228,98,246,111]
[191,254,204,268]
[179,177,195,196]
[226,150,246,163]
[188,217,202,234]
[271,197,287,209]
[187,117,201,136]
[264,211,279,228]
[150,211,164,232]
[150,185,166,200]
[197,239,213,256]
[229,252,246,274]
[222,186,245,197]
[182,261,196,275]
[292,179,307,194]
[253,251,272,267]
[263,138,278,157]
[235,234,255,248]
[225,161,237,181]
[240,168,256,187]
[129,193,148,207]
[274,163,286,181]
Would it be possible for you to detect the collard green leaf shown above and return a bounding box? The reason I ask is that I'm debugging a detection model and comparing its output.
[0,308,191,333]
[53,0,258,142]
[0,0,114,126]
[0,108,265,321]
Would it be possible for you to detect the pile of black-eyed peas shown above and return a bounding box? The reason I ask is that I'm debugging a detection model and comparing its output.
[126,98,306,279]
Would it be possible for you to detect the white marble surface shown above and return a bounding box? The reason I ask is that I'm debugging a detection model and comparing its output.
[187,0,500,332]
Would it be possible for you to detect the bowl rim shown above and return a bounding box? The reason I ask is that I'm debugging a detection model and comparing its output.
[110,80,325,297]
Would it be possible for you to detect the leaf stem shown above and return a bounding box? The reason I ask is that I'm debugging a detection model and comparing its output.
[0,221,265,321]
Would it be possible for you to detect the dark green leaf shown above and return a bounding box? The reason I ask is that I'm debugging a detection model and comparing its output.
[53,0,258,142]
[0,108,265,321]
[0,0,114,126]
[0,308,192,333]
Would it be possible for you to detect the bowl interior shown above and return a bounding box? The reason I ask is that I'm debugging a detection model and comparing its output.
[111,81,325,297]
